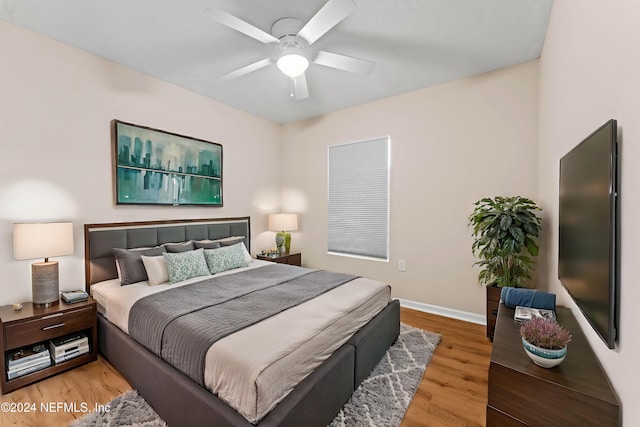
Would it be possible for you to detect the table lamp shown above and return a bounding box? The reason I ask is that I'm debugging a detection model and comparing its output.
[13,222,74,307]
[268,214,298,254]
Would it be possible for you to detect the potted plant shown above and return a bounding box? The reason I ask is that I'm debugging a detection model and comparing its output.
[469,196,542,287]
[520,317,572,368]
[468,196,542,339]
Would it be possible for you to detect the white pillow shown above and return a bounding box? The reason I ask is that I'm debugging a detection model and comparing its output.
[141,255,170,286]
[240,242,252,263]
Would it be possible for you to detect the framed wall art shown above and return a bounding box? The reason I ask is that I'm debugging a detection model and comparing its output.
[112,120,223,206]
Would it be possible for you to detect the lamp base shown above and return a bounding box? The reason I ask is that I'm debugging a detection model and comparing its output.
[32,261,60,306]
[33,300,59,308]
[275,231,292,254]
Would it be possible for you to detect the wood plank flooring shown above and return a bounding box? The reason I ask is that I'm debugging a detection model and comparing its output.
[400,309,492,427]
[0,355,129,426]
[0,308,492,426]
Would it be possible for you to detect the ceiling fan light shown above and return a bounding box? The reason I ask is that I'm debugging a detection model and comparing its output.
[277,54,309,78]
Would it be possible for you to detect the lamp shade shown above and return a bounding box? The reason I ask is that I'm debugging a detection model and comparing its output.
[268,214,298,232]
[276,54,309,78]
[13,222,74,260]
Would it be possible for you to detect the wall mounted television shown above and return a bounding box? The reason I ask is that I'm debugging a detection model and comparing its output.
[558,119,619,349]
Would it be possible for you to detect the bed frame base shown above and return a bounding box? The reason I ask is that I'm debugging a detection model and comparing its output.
[98,300,400,426]
[349,299,401,388]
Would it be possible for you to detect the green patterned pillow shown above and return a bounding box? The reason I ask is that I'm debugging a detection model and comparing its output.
[204,243,249,274]
[163,248,211,284]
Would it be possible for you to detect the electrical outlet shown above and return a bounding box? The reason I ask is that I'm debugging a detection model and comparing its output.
[398,259,406,272]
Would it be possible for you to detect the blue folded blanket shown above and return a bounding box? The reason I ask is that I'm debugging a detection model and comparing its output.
[500,287,556,311]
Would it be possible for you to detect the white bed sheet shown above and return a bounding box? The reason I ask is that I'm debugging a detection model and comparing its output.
[91,259,270,334]
[92,260,391,423]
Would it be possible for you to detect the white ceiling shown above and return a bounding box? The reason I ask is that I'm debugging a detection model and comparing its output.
[0,0,552,124]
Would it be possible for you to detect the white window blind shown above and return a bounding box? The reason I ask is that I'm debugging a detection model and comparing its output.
[328,137,389,260]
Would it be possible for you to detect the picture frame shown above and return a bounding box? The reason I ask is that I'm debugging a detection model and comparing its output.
[112,120,223,206]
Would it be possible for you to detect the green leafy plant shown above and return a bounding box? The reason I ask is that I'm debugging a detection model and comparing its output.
[469,196,542,288]
[521,318,572,349]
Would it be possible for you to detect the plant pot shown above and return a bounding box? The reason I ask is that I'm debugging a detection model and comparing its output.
[522,337,567,368]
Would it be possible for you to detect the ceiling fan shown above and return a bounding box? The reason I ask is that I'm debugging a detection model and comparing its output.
[206,0,375,100]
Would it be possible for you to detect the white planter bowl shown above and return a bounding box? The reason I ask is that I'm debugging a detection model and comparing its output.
[522,337,567,368]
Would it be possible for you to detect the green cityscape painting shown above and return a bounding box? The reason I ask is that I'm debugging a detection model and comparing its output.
[113,120,222,206]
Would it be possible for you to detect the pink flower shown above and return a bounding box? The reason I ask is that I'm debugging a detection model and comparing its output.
[520,317,572,349]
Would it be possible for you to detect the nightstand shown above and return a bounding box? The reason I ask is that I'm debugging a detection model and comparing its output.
[0,297,98,394]
[256,252,302,266]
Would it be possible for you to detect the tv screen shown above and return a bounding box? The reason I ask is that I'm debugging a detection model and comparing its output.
[558,119,619,349]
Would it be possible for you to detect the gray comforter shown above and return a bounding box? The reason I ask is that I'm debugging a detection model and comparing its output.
[128,263,357,385]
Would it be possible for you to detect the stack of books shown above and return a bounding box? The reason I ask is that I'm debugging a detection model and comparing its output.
[61,290,88,304]
[49,332,89,363]
[6,344,51,380]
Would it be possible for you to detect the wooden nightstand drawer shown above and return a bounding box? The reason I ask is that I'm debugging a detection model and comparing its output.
[4,305,94,351]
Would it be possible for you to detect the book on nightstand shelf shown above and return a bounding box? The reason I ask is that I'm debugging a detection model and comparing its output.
[52,343,89,364]
[49,332,89,364]
[62,290,89,303]
[6,344,51,380]
[6,344,49,368]
[7,358,51,380]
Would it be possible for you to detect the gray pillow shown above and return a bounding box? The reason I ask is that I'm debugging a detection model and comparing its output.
[193,240,222,250]
[113,246,167,285]
[164,241,195,253]
[216,236,246,247]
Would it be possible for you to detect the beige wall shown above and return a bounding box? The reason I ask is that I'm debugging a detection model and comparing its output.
[4,2,634,418]
[281,61,540,317]
[0,22,281,305]
[538,0,639,422]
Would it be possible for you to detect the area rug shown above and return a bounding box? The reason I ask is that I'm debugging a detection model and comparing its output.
[70,323,440,427]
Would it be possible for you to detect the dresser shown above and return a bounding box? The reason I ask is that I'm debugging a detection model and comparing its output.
[487,304,620,426]
[486,285,501,340]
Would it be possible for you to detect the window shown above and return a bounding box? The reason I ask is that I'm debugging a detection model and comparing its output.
[328,137,390,260]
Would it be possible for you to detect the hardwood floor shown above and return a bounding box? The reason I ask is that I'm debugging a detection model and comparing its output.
[400,308,492,427]
[0,308,492,426]
[0,355,129,426]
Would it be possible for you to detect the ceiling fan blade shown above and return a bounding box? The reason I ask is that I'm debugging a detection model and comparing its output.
[314,51,375,74]
[206,8,279,44]
[298,0,356,45]
[293,73,309,100]
[220,58,272,80]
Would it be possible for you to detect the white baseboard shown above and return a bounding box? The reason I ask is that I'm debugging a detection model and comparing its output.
[399,298,486,325]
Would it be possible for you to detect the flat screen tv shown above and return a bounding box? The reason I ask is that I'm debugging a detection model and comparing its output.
[558,119,619,349]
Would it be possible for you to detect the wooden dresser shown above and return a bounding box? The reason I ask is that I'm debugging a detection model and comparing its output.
[487,304,620,426]
[486,285,501,340]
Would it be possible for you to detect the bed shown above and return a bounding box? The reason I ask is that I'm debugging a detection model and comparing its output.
[84,217,400,427]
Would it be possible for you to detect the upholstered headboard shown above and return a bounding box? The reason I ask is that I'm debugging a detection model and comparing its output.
[84,217,250,288]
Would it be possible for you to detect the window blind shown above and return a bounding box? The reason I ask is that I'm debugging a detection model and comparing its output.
[328,137,389,260]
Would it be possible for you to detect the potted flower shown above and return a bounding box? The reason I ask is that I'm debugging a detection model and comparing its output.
[520,317,572,368]
[468,196,542,339]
